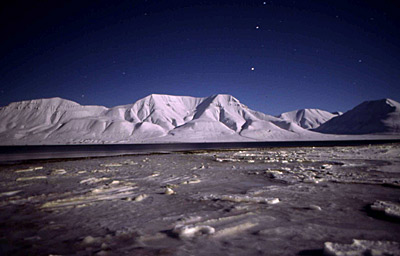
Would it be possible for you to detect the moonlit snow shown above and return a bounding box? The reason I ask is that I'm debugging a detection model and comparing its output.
[1,94,399,254]
[0,94,399,145]
[277,108,339,129]
[315,98,400,134]
[1,144,399,255]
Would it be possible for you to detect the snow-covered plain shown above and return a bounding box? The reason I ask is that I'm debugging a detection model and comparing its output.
[0,144,399,255]
[0,94,399,145]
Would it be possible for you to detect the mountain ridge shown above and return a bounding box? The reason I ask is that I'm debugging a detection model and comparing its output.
[277,108,339,129]
[0,94,399,144]
[315,98,400,134]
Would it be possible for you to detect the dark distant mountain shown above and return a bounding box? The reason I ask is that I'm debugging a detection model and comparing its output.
[315,99,400,134]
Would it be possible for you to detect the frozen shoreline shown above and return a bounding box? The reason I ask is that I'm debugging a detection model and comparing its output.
[1,138,399,162]
[0,144,399,255]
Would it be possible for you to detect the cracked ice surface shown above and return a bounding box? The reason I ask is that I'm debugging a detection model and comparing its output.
[323,239,400,256]
[370,200,400,220]
[0,144,399,255]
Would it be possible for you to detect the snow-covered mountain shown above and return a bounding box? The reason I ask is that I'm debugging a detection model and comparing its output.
[0,95,398,144]
[315,98,400,134]
[277,109,339,129]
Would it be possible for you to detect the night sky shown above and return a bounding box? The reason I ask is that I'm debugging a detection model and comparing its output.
[1,0,399,115]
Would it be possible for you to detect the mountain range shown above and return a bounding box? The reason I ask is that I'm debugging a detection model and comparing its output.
[0,94,399,144]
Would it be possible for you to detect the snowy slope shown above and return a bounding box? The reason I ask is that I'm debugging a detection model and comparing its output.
[277,109,338,129]
[315,99,400,134]
[0,95,398,144]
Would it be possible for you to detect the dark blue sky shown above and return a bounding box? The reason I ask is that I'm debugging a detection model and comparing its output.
[1,0,399,115]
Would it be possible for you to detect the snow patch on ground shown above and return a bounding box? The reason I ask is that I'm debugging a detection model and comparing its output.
[323,239,400,256]
[370,200,400,219]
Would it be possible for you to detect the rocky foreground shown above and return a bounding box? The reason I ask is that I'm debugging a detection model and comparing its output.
[1,144,400,255]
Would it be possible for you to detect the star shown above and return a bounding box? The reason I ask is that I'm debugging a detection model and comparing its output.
[81,94,85,98]
[251,67,255,71]
[358,59,362,63]
[263,1,267,5]
[255,25,260,29]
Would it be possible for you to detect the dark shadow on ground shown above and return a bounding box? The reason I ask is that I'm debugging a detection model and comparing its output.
[298,248,324,256]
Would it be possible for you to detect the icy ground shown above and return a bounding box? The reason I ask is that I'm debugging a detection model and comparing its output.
[1,144,400,256]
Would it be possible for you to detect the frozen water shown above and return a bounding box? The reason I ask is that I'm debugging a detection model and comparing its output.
[0,143,399,255]
[370,200,400,220]
[323,239,400,256]
[173,224,215,239]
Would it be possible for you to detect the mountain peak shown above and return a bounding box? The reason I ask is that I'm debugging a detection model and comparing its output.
[278,108,337,129]
[0,95,399,144]
[2,97,80,109]
[316,98,400,134]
